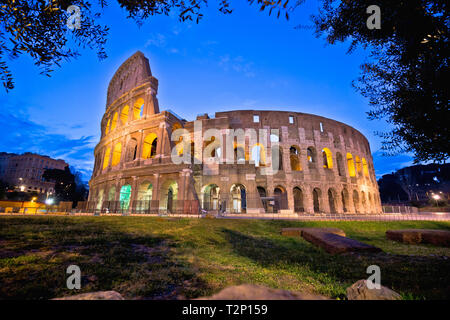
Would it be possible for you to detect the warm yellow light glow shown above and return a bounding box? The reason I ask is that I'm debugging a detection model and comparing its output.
[322,148,333,169]
[362,158,369,177]
[346,153,356,177]
[120,105,129,124]
[110,112,118,131]
[103,147,111,169]
[111,143,122,166]
[133,98,144,120]
[105,119,110,134]
[355,156,362,173]
[142,133,157,159]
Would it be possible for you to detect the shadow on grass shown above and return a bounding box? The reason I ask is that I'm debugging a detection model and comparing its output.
[0,217,209,300]
[221,228,450,299]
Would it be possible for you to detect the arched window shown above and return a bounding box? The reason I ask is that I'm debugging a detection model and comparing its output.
[328,188,336,213]
[293,187,304,212]
[105,119,111,135]
[110,112,118,131]
[133,98,144,120]
[230,184,246,213]
[234,144,246,163]
[120,106,129,124]
[355,156,362,174]
[336,152,344,176]
[313,188,321,213]
[111,143,122,166]
[274,186,288,211]
[103,147,111,169]
[142,133,157,159]
[290,146,301,171]
[119,184,132,211]
[251,144,266,167]
[127,138,138,162]
[353,190,359,213]
[341,188,349,213]
[362,158,369,177]
[322,148,333,169]
[307,147,316,163]
[346,153,356,177]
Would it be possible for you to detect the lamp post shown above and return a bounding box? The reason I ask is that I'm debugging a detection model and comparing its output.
[432,194,440,207]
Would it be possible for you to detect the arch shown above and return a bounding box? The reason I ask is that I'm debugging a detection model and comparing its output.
[202,184,220,210]
[105,119,111,134]
[102,147,111,169]
[257,186,268,212]
[352,190,360,213]
[362,158,369,177]
[328,188,337,213]
[251,143,266,167]
[341,188,349,213]
[160,180,178,213]
[368,193,373,213]
[361,191,367,213]
[234,144,246,163]
[110,112,118,131]
[293,187,304,212]
[111,142,122,166]
[230,183,246,213]
[120,105,129,124]
[108,186,116,201]
[133,98,145,120]
[119,184,132,211]
[126,138,138,162]
[274,186,288,211]
[290,146,302,171]
[142,133,158,159]
[346,153,356,177]
[307,147,316,163]
[96,189,104,210]
[313,188,321,213]
[336,152,344,176]
[137,182,153,201]
[355,156,362,174]
[322,148,333,169]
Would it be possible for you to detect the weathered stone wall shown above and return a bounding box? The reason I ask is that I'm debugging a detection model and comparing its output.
[88,52,382,214]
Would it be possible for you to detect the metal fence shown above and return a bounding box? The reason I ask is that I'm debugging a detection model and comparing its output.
[382,205,419,214]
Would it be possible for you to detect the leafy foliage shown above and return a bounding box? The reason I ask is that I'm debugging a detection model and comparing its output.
[313,0,449,162]
[0,0,292,91]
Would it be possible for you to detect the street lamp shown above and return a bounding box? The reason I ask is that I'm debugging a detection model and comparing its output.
[432,194,440,207]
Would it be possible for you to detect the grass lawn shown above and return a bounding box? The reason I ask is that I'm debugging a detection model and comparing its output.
[0,216,449,300]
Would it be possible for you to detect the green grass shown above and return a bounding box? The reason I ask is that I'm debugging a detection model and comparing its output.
[0,216,449,300]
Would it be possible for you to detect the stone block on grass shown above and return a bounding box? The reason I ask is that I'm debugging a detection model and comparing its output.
[386,229,450,247]
[281,227,346,237]
[301,230,381,254]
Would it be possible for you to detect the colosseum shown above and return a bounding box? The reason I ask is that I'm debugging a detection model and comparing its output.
[88,51,382,215]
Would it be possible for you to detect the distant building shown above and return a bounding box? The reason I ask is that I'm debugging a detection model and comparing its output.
[0,152,68,195]
[378,163,450,203]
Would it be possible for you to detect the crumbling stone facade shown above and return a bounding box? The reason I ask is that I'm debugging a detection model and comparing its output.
[88,51,382,214]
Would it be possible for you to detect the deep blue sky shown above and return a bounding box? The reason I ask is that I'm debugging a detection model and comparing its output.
[0,0,413,182]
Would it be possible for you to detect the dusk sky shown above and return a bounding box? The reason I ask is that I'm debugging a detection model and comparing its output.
[0,0,414,182]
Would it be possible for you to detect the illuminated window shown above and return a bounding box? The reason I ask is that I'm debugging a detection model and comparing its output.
[110,112,118,131]
[253,115,259,123]
[142,133,158,159]
[346,153,356,177]
[289,116,294,124]
[133,98,144,120]
[355,156,362,173]
[120,106,129,124]
[362,158,369,177]
[111,143,122,166]
[105,119,110,134]
[102,147,111,169]
[322,148,333,169]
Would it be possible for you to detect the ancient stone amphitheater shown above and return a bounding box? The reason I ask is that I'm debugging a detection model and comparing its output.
[88,51,382,215]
